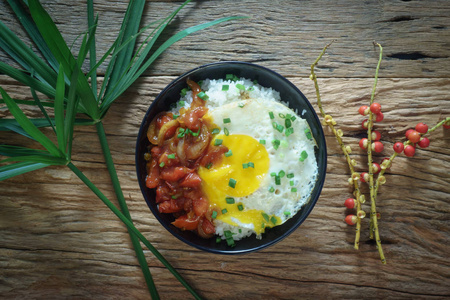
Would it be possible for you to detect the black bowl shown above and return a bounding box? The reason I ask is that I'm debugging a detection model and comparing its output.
[136,62,326,254]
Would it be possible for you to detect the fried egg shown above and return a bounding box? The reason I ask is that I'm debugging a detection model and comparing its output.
[198,97,318,239]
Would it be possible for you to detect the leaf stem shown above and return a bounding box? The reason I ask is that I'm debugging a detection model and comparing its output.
[95,122,159,299]
[67,162,201,300]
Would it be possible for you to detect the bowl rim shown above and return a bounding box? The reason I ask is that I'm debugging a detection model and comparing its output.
[135,61,327,254]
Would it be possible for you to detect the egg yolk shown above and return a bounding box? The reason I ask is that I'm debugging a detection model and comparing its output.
[199,134,280,234]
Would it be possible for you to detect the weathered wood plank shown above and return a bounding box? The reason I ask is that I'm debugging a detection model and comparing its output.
[0,75,449,299]
[1,0,450,78]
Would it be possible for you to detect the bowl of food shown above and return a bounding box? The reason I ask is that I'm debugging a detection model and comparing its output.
[135,61,326,254]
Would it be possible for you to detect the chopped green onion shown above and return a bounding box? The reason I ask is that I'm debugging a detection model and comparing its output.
[274,122,284,133]
[171,195,178,199]
[197,91,209,100]
[236,83,245,90]
[223,118,231,124]
[226,74,234,81]
[269,111,274,119]
[239,229,242,233]
[299,150,308,162]
[279,113,285,118]
[225,150,233,157]
[177,128,186,138]
[270,172,277,177]
[275,175,281,185]
[242,163,249,169]
[178,100,185,106]
[270,216,277,225]
[228,178,237,188]
[214,139,223,146]
[285,113,292,120]
[212,128,220,134]
[159,162,165,168]
[238,102,245,108]
[278,170,286,178]
[180,88,188,97]
[237,204,244,211]
[304,128,312,139]
[222,84,229,91]
[224,230,233,238]
[173,114,179,120]
[226,197,235,204]
[262,213,270,222]
[197,80,203,86]
[206,163,213,169]
[285,118,292,128]
[212,211,218,219]
[253,79,258,84]
[268,187,275,193]
[247,162,255,168]
[290,115,296,121]
[290,180,294,186]
[287,173,295,178]
[261,222,265,229]
[226,237,235,247]
[259,139,266,145]
[291,188,298,192]
[216,237,222,243]
[224,128,230,136]
[191,129,200,137]
[222,208,228,214]
[285,127,294,137]
[280,140,288,148]
[167,154,176,159]
[284,211,291,216]
[247,86,254,91]
[272,139,280,150]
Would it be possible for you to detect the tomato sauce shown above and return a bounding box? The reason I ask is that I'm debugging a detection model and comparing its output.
[145,80,226,238]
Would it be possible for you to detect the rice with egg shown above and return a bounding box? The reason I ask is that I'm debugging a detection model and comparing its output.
[174,77,318,242]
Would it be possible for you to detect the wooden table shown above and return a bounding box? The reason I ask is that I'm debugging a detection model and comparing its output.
[1,1,449,299]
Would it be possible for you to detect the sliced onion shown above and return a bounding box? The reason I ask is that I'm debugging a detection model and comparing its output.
[176,138,186,165]
[157,119,179,146]
[185,124,210,160]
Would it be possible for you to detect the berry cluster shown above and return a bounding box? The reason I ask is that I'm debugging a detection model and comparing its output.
[393,122,430,157]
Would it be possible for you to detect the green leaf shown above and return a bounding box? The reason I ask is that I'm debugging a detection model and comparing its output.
[0,161,50,181]
[6,0,60,73]
[55,64,66,153]
[28,0,100,120]
[0,118,54,131]
[1,155,67,165]
[102,15,248,112]
[87,0,98,98]
[0,122,34,140]
[64,61,81,159]
[0,20,57,87]
[0,145,48,157]
[106,0,146,95]
[0,61,56,98]
[0,98,55,108]
[29,70,56,135]
[0,87,61,157]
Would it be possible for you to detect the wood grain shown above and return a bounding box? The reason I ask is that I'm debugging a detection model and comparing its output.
[1,0,450,299]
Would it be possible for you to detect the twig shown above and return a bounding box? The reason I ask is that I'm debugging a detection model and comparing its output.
[310,41,365,249]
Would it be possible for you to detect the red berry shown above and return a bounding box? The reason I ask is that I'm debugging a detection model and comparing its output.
[405,129,414,139]
[359,138,368,149]
[358,105,369,116]
[370,103,382,114]
[408,130,421,143]
[444,124,450,129]
[372,141,384,153]
[372,130,381,141]
[415,122,428,134]
[404,145,416,157]
[418,137,430,148]
[375,112,384,122]
[372,162,381,174]
[362,119,369,130]
[345,215,358,225]
[360,172,369,183]
[344,198,356,209]
[393,142,404,153]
